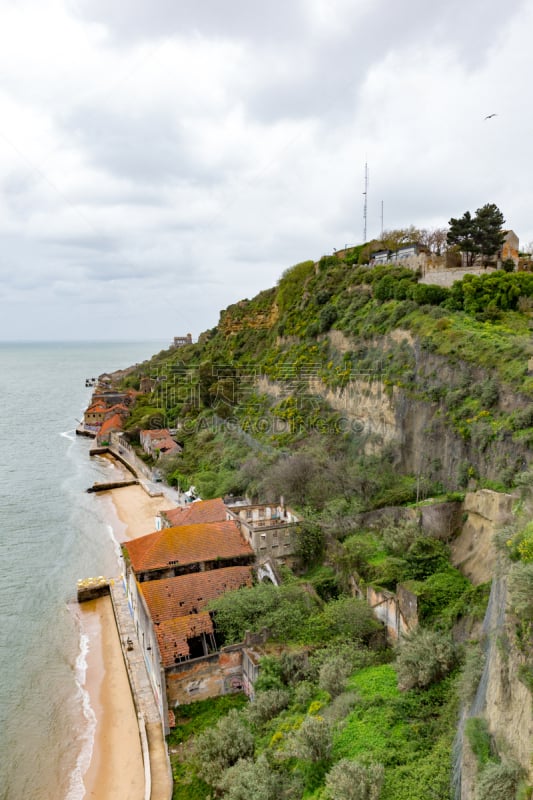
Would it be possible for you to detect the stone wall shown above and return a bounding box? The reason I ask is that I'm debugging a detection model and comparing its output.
[352,578,419,641]
[166,647,244,707]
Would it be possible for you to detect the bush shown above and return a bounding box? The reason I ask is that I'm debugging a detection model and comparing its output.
[217,755,285,800]
[323,758,384,800]
[209,582,320,644]
[418,568,471,624]
[411,283,450,306]
[291,714,332,762]
[309,596,382,645]
[246,689,291,728]
[457,646,485,705]
[396,628,456,690]
[194,709,254,786]
[465,717,492,767]
[476,759,524,800]
[319,655,354,697]
[381,518,420,556]
[323,691,358,724]
[508,562,533,618]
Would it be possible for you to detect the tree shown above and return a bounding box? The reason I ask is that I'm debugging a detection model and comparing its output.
[447,211,478,266]
[420,227,448,255]
[474,203,505,266]
[447,204,505,267]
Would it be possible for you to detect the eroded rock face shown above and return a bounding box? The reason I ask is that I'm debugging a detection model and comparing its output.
[484,625,533,782]
[451,490,516,585]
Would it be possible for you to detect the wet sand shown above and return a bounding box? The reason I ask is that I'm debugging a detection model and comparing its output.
[80,480,177,799]
[80,597,145,800]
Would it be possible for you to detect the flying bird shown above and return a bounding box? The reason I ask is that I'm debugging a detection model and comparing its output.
[484,113,497,120]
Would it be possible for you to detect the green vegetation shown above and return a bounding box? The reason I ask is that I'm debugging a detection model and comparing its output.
[447,203,505,266]
[113,239,533,799]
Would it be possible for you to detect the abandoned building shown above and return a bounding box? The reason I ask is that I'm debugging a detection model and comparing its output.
[225,500,300,563]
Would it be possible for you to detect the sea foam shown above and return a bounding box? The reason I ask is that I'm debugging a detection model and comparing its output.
[65,632,96,800]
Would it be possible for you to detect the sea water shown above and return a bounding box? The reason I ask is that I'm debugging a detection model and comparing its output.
[0,341,165,800]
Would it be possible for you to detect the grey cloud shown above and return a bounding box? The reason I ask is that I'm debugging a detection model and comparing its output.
[72,0,308,44]
[62,106,219,187]
[72,0,526,129]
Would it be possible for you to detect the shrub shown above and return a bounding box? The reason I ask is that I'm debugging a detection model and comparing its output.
[417,568,471,624]
[291,714,332,762]
[465,717,492,767]
[476,759,524,800]
[457,646,485,705]
[411,283,450,306]
[209,582,320,644]
[323,758,384,800]
[310,596,382,645]
[319,655,354,697]
[323,691,358,724]
[396,628,456,690]
[294,681,317,710]
[508,562,533,618]
[246,689,291,728]
[381,518,420,556]
[194,709,254,786]
[217,755,285,800]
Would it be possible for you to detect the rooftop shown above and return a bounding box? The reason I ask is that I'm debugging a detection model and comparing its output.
[124,520,253,574]
[140,565,253,622]
[99,413,123,436]
[156,612,214,665]
[162,497,228,527]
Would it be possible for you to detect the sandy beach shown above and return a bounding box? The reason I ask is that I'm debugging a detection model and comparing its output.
[81,597,145,800]
[80,479,177,799]
[107,483,174,540]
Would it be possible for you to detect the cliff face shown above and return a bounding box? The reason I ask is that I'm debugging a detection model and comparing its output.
[256,327,529,489]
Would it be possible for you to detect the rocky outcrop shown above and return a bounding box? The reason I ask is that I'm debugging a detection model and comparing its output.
[451,490,516,585]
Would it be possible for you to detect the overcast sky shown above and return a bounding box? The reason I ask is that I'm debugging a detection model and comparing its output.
[0,0,531,341]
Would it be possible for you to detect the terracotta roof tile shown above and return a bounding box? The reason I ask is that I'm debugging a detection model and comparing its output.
[140,566,253,623]
[124,520,253,574]
[99,414,123,436]
[162,498,228,527]
[156,612,214,666]
[141,428,173,440]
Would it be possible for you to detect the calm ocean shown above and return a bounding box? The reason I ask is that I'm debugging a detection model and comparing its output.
[0,341,165,800]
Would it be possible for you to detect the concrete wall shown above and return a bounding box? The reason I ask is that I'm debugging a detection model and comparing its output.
[227,506,299,560]
[366,583,418,641]
[126,572,168,728]
[166,647,244,707]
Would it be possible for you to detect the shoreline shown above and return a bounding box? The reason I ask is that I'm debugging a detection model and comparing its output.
[79,476,174,799]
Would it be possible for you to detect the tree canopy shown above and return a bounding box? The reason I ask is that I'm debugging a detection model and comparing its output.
[447,203,505,266]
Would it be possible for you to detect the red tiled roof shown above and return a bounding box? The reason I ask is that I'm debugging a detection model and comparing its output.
[99,414,123,436]
[140,566,253,623]
[105,403,129,416]
[156,611,214,665]
[153,437,180,453]
[86,402,107,413]
[141,428,172,440]
[162,498,227,527]
[124,520,253,574]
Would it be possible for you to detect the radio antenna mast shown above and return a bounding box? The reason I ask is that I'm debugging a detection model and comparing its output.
[363,162,369,242]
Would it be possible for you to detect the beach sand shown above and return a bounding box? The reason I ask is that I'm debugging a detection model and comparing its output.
[80,481,177,799]
[80,597,145,800]
[108,483,174,540]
